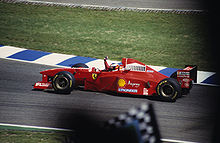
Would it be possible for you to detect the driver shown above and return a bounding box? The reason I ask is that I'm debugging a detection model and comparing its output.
[110,63,119,71]
[104,56,119,71]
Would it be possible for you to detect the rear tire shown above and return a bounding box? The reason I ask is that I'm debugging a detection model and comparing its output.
[170,71,193,95]
[52,71,75,94]
[156,78,181,102]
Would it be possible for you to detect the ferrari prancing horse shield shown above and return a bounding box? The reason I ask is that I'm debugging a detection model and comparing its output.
[92,73,98,80]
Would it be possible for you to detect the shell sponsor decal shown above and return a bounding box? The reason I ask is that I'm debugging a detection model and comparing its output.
[118,79,126,87]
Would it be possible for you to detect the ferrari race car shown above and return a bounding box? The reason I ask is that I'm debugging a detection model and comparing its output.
[33,57,197,102]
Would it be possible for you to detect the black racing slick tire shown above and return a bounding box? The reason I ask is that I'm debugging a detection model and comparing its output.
[156,78,181,102]
[52,71,75,94]
[71,63,89,68]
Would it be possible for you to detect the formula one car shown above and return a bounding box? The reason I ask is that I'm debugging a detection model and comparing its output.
[33,57,197,102]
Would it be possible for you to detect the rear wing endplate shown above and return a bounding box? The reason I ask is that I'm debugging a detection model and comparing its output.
[177,65,197,83]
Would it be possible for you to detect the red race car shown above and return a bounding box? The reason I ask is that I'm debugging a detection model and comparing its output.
[33,57,197,102]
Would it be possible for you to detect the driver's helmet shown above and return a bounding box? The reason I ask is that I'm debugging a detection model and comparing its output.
[110,63,119,70]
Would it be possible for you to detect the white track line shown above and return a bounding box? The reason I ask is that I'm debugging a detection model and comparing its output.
[161,138,199,143]
[0,123,72,132]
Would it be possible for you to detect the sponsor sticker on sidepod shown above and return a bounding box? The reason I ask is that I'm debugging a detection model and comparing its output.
[118,88,138,93]
[35,82,50,87]
[128,80,140,88]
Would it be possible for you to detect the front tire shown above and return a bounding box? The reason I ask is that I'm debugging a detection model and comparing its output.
[156,78,181,102]
[52,71,75,94]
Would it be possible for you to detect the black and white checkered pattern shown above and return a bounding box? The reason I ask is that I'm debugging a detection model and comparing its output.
[106,103,161,143]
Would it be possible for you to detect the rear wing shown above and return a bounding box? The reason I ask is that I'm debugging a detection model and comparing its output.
[177,65,197,83]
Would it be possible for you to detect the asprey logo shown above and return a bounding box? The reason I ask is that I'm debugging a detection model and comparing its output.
[128,81,140,88]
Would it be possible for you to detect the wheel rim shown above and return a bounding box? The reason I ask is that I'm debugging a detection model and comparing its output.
[161,84,174,97]
[55,76,69,90]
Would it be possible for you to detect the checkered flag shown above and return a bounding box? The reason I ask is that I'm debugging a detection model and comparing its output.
[105,103,161,143]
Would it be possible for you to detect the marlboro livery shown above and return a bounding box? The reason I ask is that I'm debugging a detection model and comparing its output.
[33,57,197,102]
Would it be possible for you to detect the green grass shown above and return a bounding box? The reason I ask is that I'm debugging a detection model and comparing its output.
[0,130,69,143]
[0,2,213,71]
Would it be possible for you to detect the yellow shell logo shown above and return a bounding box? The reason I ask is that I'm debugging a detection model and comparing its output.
[118,79,126,87]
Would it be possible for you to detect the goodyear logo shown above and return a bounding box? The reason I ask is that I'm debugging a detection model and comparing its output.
[118,79,126,87]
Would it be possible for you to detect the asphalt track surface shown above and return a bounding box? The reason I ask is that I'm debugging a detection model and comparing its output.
[0,58,219,142]
[32,0,206,10]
